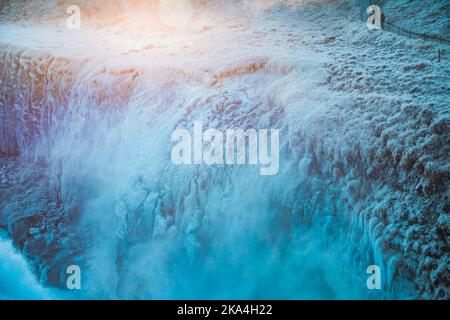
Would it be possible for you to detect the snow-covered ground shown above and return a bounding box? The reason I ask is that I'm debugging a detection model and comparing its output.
[0,0,448,299]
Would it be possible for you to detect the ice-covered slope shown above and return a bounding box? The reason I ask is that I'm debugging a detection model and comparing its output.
[0,0,448,299]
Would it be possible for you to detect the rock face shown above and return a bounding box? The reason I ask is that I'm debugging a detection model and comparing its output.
[0,0,448,299]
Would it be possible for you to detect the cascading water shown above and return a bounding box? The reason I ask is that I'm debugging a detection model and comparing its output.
[0,47,376,299]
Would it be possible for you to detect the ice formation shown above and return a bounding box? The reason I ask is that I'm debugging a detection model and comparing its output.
[0,0,448,299]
